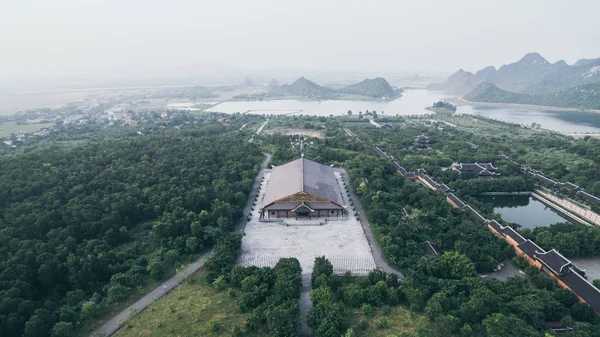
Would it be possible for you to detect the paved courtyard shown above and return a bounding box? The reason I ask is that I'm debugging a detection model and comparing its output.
[239,169,376,275]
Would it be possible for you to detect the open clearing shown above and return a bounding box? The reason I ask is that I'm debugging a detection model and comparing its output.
[239,170,376,275]
[114,268,266,337]
[0,122,54,137]
[345,306,422,336]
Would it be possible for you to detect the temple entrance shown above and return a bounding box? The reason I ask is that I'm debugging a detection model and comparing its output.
[295,205,311,218]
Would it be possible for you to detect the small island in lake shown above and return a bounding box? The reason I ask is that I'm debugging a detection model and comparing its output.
[427,100,457,114]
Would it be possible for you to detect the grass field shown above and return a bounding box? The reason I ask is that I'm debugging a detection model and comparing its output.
[345,305,422,337]
[114,268,266,337]
[0,122,54,137]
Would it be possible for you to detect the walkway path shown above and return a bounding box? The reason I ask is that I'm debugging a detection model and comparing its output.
[340,169,404,279]
[298,274,314,337]
[91,153,272,337]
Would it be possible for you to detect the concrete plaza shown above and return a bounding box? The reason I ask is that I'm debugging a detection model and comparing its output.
[238,170,376,275]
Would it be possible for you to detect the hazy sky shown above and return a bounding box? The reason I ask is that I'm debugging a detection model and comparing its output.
[1,0,600,79]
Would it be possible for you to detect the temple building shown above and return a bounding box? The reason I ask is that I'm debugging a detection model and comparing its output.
[260,158,347,219]
[453,162,500,178]
[413,134,431,149]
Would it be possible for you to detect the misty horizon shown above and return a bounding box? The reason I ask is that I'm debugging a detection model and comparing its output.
[2,0,600,83]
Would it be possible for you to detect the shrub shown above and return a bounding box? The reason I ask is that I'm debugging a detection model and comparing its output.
[377,317,389,329]
[208,319,220,332]
[357,318,369,331]
[361,303,373,316]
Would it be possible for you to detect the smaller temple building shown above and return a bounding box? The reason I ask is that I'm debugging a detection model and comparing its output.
[260,158,347,219]
[453,162,500,178]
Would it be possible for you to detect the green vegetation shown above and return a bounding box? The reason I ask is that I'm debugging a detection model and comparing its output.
[114,268,267,337]
[0,121,263,337]
[118,247,302,337]
[465,82,600,110]
[308,257,422,336]
[3,109,600,337]
[426,100,457,114]
[524,222,600,258]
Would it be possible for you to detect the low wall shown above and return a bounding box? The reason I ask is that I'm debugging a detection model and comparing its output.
[477,192,532,196]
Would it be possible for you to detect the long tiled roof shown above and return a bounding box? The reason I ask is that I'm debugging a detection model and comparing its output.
[536,249,572,276]
[262,158,343,206]
[465,205,487,223]
[423,241,440,256]
[518,240,546,258]
[534,174,557,186]
[577,191,600,205]
[446,193,466,208]
[560,267,600,311]
[487,220,526,244]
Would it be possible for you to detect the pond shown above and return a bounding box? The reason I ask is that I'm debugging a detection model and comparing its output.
[207,89,600,133]
[475,195,571,230]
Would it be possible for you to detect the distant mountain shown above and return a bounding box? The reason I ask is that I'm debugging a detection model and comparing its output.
[269,77,401,99]
[429,53,600,95]
[427,69,481,93]
[270,77,335,97]
[337,77,400,98]
[243,77,254,87]
[465,82,600,110]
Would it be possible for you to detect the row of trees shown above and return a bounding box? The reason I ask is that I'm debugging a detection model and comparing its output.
[0,124,263,337]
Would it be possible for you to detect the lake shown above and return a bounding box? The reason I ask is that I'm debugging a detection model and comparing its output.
[207,89,600,133]
[476,195,571,229]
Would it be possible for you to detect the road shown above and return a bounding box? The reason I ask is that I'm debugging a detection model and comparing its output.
[341,169,404,279]
[91,153,272,337]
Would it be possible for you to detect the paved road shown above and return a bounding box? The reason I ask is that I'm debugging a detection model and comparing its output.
[91,153,272,337]
[340,169,404,280]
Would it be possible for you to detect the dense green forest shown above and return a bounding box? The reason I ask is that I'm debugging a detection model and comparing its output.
[465,82,600,110]
[308,255,600,337]
[0,126,263,336]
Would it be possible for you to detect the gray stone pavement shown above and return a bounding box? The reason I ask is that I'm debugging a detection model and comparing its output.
[481,259,525,281]
[91,153,271,337]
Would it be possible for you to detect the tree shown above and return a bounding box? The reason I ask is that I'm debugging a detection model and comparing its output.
[107,284,130,304]
[312,256,333,286]
[482,313,540,337]
[266,300,300,337]
[51,322,75,337]
[347,110,352,116]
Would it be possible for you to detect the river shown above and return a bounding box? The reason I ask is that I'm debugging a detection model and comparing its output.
[207,89,600,133]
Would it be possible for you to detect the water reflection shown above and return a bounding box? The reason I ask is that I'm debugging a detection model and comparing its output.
[476,195,571,230]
